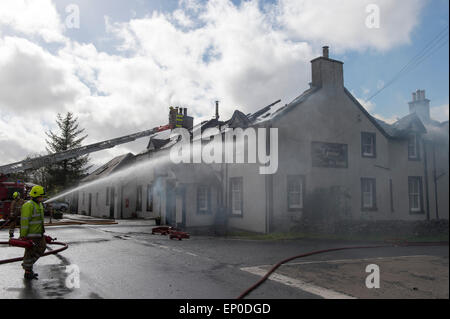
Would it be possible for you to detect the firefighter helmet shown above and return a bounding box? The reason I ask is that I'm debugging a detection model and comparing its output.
[13,191,20,199]
[29,185,45,198]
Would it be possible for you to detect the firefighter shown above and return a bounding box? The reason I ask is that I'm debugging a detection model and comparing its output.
[9,191,24,238]
[20,185,47,280]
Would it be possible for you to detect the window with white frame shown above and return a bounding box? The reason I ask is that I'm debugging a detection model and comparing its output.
[361,178,376,210]
[287,175,304,210]
[408,134,419,160]
[197,185,209,214]
[361,132,376,158]
[408,177,423,213]
[230,177,243,216]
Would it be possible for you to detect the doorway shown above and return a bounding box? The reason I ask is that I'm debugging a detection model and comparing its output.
[109,187,115,219]
[166,181,175,226]
[88,193,92,216]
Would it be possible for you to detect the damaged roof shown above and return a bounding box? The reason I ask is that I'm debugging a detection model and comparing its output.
[81,152,134,183]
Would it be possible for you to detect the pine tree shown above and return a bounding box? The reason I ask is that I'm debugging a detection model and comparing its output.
[45,112,91,194]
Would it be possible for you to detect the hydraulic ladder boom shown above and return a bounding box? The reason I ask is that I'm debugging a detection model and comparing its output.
[0,124,172,175]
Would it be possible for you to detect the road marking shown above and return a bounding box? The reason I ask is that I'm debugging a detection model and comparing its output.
[241,266,355,299]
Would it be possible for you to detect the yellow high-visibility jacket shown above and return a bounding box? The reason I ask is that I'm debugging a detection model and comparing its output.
[20,200,45,238]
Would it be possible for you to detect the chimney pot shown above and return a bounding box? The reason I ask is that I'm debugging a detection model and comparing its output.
[323,46,329,58]
[215,101,220,120]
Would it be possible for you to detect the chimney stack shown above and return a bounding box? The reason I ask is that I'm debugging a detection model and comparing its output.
[323,46,329,58]
[409,89,430,122]
[310,45,344,89]
[215,101,220,120]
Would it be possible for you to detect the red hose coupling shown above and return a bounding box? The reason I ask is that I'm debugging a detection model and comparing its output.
[44,235,56,244]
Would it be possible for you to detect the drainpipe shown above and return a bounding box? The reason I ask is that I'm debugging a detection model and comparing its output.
[264,123,274,234]
[423,139,430,221]
[432,142,439,220]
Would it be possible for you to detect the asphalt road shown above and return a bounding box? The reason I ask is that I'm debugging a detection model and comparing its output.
[0,221,448,299]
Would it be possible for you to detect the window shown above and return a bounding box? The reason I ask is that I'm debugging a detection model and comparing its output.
[361,178,377,211]
[106,187,109,205]
[197,185,211,214]
[408,177,423,214]
[96,193,99,207]
[82,192,85,205]
[361,132,376,158]
[230,177,243,216]
[408,134,420,160]
[287,175,304,211]
[146,184,153,212]
[136,185,142,211]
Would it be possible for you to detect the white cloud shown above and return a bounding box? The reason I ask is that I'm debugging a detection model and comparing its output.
[355,95,375,112]
[373,114,398,124]
[0,36,87,113]
[431,103,449,122]
[0,0,66,43]
[277,0,425,52]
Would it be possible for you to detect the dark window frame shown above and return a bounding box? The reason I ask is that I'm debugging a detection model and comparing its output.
[106,187,109,206]
[287,175,305,212]
[361,132,376,158]
[408,176,424,214]
[360,178,377,211]
[229,177,243,217]
[196,185,212,215]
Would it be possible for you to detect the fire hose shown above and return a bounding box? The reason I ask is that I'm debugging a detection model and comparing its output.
[237,241,448,299]
[0,235,68,265]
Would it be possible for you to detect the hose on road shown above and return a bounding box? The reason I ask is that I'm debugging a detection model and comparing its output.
[237,241,448,299]
[0,241,69,265]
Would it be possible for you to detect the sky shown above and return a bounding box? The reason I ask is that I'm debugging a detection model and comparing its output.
[0,0,448,170]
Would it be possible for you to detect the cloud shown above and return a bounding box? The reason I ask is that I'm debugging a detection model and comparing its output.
[0,0,66,43]
[373,113,398,124]
[355,95,375,112]
[276,0,425,52]
[431,103,449,122]
[0,36,87,113]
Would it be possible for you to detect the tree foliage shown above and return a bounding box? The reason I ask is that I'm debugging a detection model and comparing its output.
[45,112,90,194]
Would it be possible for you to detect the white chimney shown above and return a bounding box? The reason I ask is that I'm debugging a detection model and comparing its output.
[409,89,430,122]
